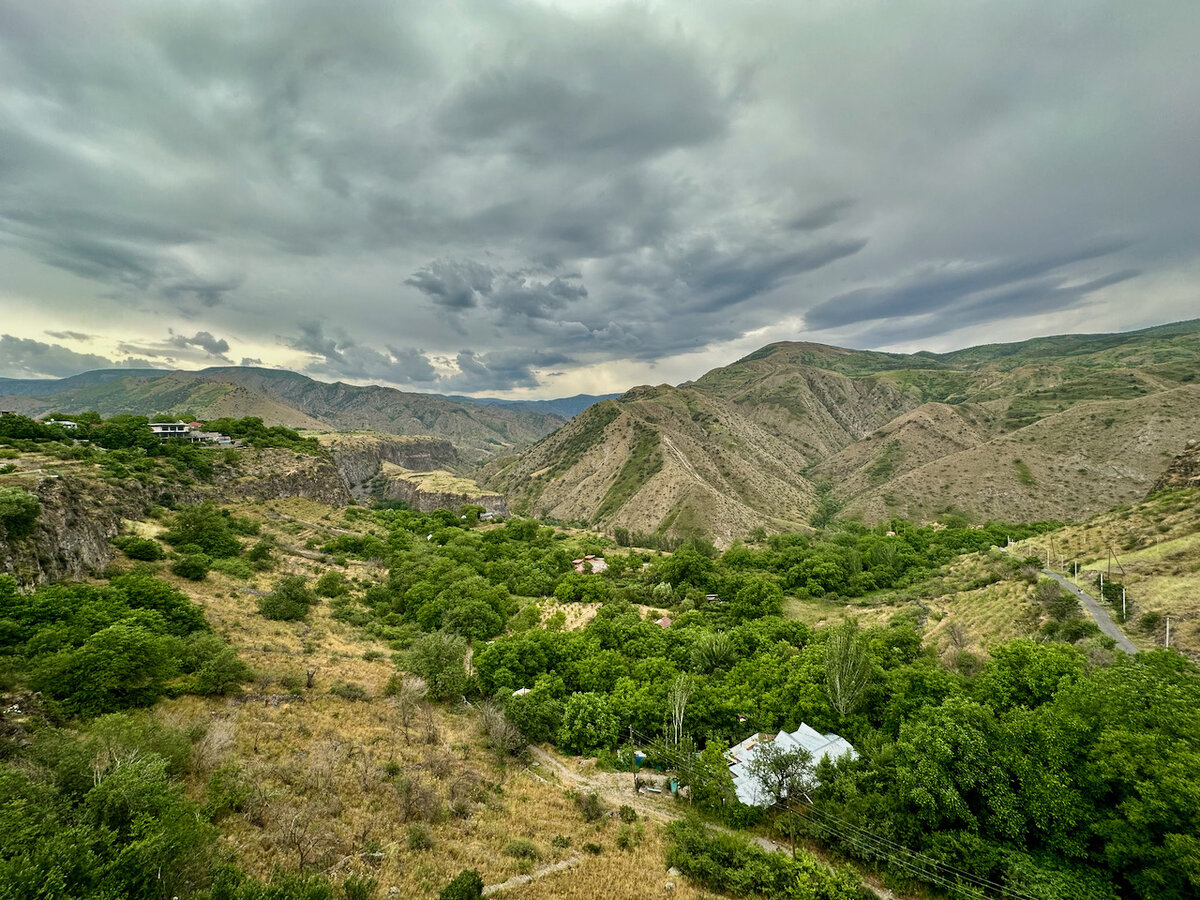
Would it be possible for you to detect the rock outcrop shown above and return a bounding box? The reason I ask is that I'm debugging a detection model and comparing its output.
[320,434,459,500]
[376,463,508,515]
[1150,439,1200,494]
[0,474,147,585]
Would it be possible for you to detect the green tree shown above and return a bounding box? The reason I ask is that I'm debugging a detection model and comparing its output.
[824,620,872,718]
[0,487,41,539]
[557,691,618,754]
[408,632,469,700]
[163,502,242,558]
[256,575,318,621]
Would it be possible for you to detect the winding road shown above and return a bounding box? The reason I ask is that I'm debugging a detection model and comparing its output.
[1041,571,1138,654]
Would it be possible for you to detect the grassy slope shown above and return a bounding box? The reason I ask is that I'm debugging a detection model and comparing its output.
[490,320,1200,543]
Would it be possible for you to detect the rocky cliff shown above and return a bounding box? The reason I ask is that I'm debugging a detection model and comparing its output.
[318,434,459,500]
[1150,440,1200,494]
[211,448,352,507]
[0,474,147,585]
[376,463,508,515]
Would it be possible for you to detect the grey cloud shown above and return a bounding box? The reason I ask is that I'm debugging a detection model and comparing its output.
[0,335,164,379]
[45,330,94,341]
[440,349,573,393]
[436,11,729,165]
[169,331,231,356]
[240,357,263,367]
[406,259,495,311]
[787,200,856,232]
[804,242,1130,331]
[286,321,438,384]
[0,1,1197,392]
[845,269,1142,347]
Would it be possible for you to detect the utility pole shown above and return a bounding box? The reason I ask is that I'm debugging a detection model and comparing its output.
[1165,617,1171,649]
[1122,587,1126,622]
[1074,560,1078,584]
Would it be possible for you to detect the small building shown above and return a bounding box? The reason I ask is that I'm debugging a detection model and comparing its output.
[149,421,193,440]
[654,615,673,629]
[726,723,857,807]
[572,554,608,574]
[512,687,531,697]
[45,419,78,430]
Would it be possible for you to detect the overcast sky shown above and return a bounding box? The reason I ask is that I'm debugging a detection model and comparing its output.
[1,0,1197,396]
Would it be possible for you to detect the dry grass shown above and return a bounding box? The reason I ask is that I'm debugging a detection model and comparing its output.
[123,502,698,898]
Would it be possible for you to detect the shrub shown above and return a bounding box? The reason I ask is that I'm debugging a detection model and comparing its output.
[171,553,211,581]
[315,569,350,597]
[342,874,379,900]
[192,648,253,696]
[575,790,605,823]
[114,535,165,561]
[504,838,540,860]
[209,557,254,579]
[329,681,369,702]
[618,804,638,823]
[407,824,434,851]
[257,575,318,621]
[0,487,41,539]
[438,870,483,900]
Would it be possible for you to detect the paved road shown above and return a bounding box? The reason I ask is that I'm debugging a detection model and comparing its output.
[1041,571,1138,654]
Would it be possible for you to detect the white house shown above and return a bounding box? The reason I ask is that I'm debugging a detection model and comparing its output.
[149,421,193,440]
[726,723,857,807]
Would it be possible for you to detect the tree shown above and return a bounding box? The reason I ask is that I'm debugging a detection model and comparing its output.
[558,692,618,754]
[745,740,815,808]
[163,502,242,558]
[257,575,318,621]
[668,674,694,746]
[824,619,872,718]
[171,553,211,581]
[192,647,253,696]
[408,632,468,701]
[0,487,41,540]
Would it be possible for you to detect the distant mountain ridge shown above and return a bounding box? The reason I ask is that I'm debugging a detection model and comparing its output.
[483,319,1200,544]
[0,366,566,461]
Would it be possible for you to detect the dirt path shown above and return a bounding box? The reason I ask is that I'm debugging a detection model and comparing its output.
[1042,570,1138,653]
[521,746,899,900]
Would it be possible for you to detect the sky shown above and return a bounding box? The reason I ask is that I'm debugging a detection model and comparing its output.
[1,0,1198,396]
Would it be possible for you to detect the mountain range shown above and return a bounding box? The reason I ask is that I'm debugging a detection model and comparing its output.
[0,366,579,461]
[483,320,1200,544]
[5,320,1200,543]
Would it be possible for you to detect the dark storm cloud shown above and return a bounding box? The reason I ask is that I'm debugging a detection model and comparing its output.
[440,350,574,393]
[0,1,1197,392]
[0,335,163,379]
[285,321,438,384]
[804,242,1131,330]
[845,269,1143,347]
[168,331,232,356]
[405,260,496,311]
[435,15,729,165]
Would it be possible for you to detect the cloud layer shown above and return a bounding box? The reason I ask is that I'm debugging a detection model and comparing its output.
[1,0,1197,392]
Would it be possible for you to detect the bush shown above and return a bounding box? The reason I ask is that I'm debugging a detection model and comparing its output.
[113,535,165,561]
[0,486,41,539]
[329,681,369,702]
[315,569,350,598]
[209,557,254,579]
[575,790,605,823]
[171,553,211,581]
[192,648,253,696]
[407,824,434,851]
[342,874,380,900]
[504,838,541,860]
[438,870,483,900]
[618,804,638,823]
[257,575,318,621]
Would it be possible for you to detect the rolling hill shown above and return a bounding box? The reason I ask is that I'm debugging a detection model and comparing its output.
[484,319,1200,544]
[0,366,566,461]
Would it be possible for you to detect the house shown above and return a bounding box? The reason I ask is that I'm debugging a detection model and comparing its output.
[726,723,857,807]
[572,554,608,574]
[149,421,193,440]
[45,419,78,430]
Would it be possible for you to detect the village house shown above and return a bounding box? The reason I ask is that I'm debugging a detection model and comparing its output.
[726,723,857,806]
[572,554,608,574]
